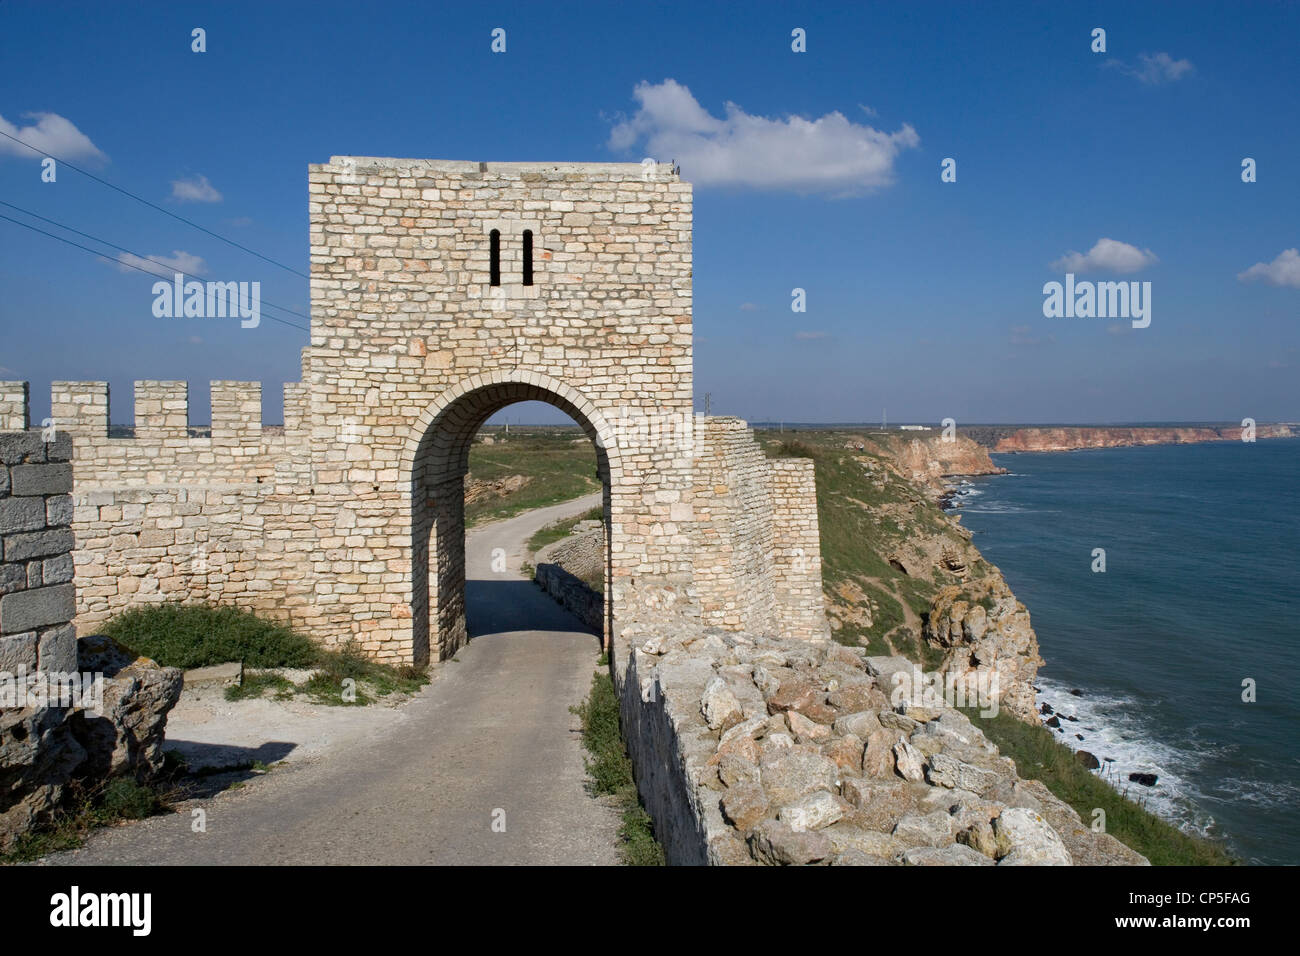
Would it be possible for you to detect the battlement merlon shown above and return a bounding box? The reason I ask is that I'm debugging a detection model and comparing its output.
[0,381,308,440]
[0,381,29,431]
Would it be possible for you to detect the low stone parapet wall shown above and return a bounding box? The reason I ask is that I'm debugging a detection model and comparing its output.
[615,626,1150,866]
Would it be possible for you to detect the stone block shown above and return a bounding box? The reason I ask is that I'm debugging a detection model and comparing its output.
[37,623,78,672]
[10,462,72,496]
[4,529,74,562]
[41,554,75,585]
[0,631,37,671]
[0,583,76,634]
[45,495,73,527]
[0,432,43,465]
[0,497,46,534]
[183,661,244,689]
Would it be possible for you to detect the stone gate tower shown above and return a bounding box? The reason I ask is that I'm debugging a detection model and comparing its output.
[2,157,828,669]
[306,157,696,663]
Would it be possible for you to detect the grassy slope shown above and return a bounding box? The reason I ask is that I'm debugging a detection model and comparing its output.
[767,435,954,667]
[464,428,600,526]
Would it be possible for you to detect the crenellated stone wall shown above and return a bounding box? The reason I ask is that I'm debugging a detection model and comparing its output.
[0,157,829,673]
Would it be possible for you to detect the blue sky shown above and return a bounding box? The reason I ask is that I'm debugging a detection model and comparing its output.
[1,0,1297,425]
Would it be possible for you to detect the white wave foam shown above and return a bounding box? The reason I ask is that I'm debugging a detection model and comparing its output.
[1034,677,1218,837]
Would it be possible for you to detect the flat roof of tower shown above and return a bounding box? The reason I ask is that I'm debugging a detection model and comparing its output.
[320,157,680,179]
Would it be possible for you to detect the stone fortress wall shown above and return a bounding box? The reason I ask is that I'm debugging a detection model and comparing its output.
[0,157,828,671]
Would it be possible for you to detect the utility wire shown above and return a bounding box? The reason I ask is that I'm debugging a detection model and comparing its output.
[0,199,309,322]
[0,212,309,332]
[0,127,308,279]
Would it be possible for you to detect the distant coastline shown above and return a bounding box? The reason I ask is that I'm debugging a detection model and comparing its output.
[963,423,1296,454]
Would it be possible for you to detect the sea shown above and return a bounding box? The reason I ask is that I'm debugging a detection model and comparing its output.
[948,438,1300,865]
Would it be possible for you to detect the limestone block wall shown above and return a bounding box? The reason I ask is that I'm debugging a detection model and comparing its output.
[690,417,827,643]
[0,380,320,637]
[0,431,79,675]
[769,458,831,642]
[305,157,698,665]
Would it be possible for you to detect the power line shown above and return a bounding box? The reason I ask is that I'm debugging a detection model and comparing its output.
[0,199,309,321]
[0,212,309,332]
[0,127,308,279]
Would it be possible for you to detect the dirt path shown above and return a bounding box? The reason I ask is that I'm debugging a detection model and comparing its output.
[42,493,618,866]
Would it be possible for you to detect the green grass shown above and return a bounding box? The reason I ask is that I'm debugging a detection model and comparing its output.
[964,707,1238,866]
[570,671,665,866]
[465,430,600,526]
[0,777,169,864]
[101,603,318,669]
[526,506,604,555]
[225,671,295,702]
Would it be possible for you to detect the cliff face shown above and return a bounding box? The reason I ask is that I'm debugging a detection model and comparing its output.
[841,434,1005,489]
[776,435,1042,723]
[992,424,1295,453]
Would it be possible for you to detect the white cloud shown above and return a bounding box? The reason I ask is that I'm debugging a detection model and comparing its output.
[608,79,919,195]
[1106,52,1195,85]
[795,330,828,340]
[1010,325,1054,347]
[0,111,106,161]
[1238,248,1300,288]
[1051,238,1158,274]
[170,174,222,203]
[116,250,206,279]
[739,302,760,312]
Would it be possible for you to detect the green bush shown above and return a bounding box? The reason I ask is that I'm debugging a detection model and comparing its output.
[101,603,318,669]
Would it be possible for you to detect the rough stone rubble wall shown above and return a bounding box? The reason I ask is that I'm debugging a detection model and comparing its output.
[614,627,1150,867]
[0,431,79,675]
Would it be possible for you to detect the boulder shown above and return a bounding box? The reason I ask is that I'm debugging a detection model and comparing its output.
[1075,750,1101,771]
[992,807,1072,865]
[0,705,86,850]
[902,844,994,866]
[749,819,832,865]
[892,809,954,848]
[719,781,769,833]
[893,740,926,782]
[701,676,742,731]
[69,635,183,780]
[758,744,837,806]
[777,790,844,832]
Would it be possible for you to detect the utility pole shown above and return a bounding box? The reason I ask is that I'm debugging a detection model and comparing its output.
[704,392,711,416]
[882,407,887,430]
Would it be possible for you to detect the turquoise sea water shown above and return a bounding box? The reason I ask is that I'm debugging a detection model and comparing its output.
[951,438,1300,865]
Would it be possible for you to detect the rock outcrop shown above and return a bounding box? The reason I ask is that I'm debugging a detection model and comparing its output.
[0,635,182,850]
[618,626,1147,866]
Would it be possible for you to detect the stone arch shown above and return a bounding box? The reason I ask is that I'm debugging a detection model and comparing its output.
[405,370,622,664]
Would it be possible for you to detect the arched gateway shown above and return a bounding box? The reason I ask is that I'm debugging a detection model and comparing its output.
[5,158,828,670]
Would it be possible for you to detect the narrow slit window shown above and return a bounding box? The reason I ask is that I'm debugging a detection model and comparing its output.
[489,229,501,286]
[522,230,534,286]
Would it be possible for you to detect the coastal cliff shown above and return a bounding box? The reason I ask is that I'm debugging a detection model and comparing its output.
[976,423,1296,453]
[764,433,1043,723]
